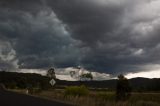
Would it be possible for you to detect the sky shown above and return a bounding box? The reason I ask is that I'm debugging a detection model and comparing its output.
[0,0,160,80]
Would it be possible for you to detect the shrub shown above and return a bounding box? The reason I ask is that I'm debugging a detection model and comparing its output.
[64,85,89,97]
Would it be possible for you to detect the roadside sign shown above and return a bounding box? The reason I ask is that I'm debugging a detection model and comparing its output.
[49,79,56,86]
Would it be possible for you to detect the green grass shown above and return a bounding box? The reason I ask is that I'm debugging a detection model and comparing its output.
[64,85,89,97]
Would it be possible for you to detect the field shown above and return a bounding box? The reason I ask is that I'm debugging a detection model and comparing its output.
[2,72,160,106]
[12,88,160,106]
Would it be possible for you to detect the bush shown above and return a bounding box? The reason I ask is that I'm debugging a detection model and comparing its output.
[65,85,89,97]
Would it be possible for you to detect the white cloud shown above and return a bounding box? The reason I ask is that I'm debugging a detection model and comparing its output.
[133,48,144,56]
[56,67,111,81]
[56,74,77,81]
[14,65,160,80]
[0,41,15,61]
[125,70,160,79]
[17,69,47,75]
[92,72,110,80]
[0,41,19,70]
[16,67,111,81]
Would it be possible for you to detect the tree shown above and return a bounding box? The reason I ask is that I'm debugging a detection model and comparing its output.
[80,73,93,81]
[69,67,93,81]
[70,71,76,78]
[116,74,131,101]
[47,68,56,79]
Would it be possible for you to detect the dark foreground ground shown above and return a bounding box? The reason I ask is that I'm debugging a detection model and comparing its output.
[0,90,72,106]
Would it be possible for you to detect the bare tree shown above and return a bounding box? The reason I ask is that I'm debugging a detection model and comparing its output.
[80,73,93,81]
[47,68,56,79]
[69,67,93,81]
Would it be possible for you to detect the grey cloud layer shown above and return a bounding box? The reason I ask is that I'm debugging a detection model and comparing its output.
[0,0,81,69]
[0,0,160,75]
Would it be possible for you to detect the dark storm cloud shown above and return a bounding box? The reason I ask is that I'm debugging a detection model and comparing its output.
[0,0,81,70]
[48,0,124,46]
[0,0,160,75]
[48,0,160,74]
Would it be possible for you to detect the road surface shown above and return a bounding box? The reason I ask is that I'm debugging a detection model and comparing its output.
[0,90,72,106]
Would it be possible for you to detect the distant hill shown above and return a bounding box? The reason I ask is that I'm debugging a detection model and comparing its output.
[129,77,160,91]
[0,71,51,89]
[0,71,160,91]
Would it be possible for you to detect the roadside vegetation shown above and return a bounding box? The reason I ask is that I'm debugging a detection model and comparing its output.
[28,89,160,106]
[64,85,89,97]
[10,79,160,106]
[0,71,160,106]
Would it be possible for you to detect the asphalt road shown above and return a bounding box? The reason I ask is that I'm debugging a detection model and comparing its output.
[0,90,72,106]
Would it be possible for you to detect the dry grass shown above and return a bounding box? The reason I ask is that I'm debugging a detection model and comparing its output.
[12,89,160,106]
[36,90,160,106]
